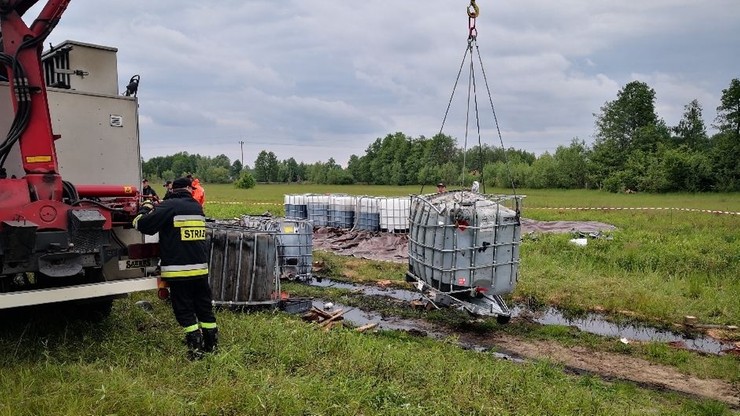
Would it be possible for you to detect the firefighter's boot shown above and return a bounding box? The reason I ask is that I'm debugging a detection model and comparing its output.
[202,327,219,353]
[185,330,204,361]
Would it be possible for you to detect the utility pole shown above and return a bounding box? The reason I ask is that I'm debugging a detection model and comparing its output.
[238,140,245,167]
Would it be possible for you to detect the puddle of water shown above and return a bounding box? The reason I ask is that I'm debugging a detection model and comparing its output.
[306,278,733,355]
[511,306,730,355]
[309,278,420,301]
[312,298,523,362]
[311,300,431,333]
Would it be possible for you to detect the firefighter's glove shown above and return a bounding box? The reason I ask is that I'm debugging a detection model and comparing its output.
[138,201,154,215]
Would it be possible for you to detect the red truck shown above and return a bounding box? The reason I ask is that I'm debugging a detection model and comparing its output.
[0,1,158,314]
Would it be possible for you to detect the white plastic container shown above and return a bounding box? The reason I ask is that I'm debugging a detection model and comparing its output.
[356,196,380,231]
[284,194,308,219]
[240,216,313,280]
[328,195,357,228]
[408,191,523,296]
[378,197,410,232]
[306,194,330,227]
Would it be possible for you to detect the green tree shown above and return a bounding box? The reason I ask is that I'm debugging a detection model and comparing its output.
[527,153,557,188]
[204,166,231,183]
[253,150,279,182]
[672,99,708,150]
[709,79,740,191]
[552,139,590,188]
[229,159,243,179]
[591,81,666,187]
[714,78,740,136]
[234,171,256,189]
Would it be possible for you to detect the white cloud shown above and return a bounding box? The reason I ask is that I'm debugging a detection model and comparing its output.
[21,0,738,163]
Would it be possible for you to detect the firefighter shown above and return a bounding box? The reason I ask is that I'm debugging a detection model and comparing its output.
[436,182,447,193]
[134,177,217,360]
[162,180,173,200]
[186,174,206,206]
[141,179,159,201]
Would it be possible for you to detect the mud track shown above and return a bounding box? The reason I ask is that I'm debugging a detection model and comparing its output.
[460,329,739,408]
[312,296,740,408]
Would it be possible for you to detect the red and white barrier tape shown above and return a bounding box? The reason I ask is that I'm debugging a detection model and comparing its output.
[529,207,740,215]
[207,201,740,215]
[207,201,282,206]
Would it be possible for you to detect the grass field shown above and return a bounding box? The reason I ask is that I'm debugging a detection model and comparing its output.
[0,184,736,415]
[0,294,734,416]
[204,184,740,327]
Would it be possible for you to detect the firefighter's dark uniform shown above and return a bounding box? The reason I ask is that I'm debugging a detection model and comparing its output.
[134,179,217,358]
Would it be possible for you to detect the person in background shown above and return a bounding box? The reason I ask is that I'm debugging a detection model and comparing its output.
[186,174,206,206]
[134,177,217,360]
[436,182,447,193]
[141,179,159,201]
[162,180,173,200]
[471,180,480,193]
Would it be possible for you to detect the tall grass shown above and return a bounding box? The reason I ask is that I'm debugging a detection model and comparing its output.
[0,294,732,415]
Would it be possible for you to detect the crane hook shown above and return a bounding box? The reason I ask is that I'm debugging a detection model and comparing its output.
[467,0,479,18]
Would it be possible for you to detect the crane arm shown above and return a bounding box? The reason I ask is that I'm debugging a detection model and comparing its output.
[0,0,71,200]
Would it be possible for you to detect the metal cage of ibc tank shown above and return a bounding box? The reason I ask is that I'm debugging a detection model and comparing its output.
[328,195,356,228]
[305,194,330,227]
[206,223,280,308]
[378,196,411,233]
[240,216,313,281]
[406,191,524,322]
[284,194,309,220]
[355,196,380,231]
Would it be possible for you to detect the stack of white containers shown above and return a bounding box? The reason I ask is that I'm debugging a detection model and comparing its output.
[356,196,380,231]
[328,195,356,228]
[306,194,330,227]
[284,194,308,220]
[378,197,410,233]
[282,193,412,234]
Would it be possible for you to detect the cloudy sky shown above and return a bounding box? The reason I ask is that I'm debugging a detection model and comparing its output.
[34,0,740,167]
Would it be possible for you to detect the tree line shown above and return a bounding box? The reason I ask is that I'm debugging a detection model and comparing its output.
[143,78,739,192]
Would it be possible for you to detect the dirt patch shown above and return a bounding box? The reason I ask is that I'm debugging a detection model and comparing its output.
[312,218,615,263]
[463,332,739,407]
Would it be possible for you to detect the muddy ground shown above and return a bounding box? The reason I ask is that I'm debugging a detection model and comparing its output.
[464,329,739,407]
[346,312,740,407]
[307,223,739,407]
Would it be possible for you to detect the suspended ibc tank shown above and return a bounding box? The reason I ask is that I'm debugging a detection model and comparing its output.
[206,223,279,308]
[356,196,380,231]
[284,194,308,219]
[379,196,410,233]
[407,191,524,320]
[306,194,329,227]
[241,215,313,280]
[328,195,356,228]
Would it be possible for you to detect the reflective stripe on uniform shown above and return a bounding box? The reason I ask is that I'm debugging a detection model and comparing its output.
[132,213,144,229]
[173,215,206,228]
[183,324,200,333]
[161,263,208,278]
[200,322,217,329]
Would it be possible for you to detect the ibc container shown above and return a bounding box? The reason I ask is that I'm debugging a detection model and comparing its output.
[328,195,356,228]
[206,224,279,307]
[408,191,523,296]
[356,196,380,231]
[240,216,313,280]
[306,194,329,227]
[379,196,410,233]
[284,194,308,219]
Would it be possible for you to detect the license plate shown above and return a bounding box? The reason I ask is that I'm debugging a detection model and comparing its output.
[118,258,157,270]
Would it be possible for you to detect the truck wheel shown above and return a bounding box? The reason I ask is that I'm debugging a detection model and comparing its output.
[496,314,511,325]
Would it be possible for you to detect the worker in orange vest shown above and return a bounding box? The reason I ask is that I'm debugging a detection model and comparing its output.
[187,174,206,206]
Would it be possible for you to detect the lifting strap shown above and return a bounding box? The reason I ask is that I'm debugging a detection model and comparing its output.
[430,0,518,199]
